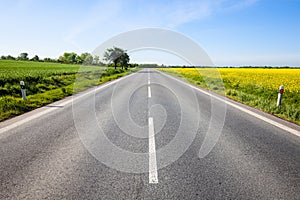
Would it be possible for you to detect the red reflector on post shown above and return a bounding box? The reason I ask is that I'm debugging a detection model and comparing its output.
[279,85,284,94]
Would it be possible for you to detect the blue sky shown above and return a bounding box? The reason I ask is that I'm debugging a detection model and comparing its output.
[0,0,300,66]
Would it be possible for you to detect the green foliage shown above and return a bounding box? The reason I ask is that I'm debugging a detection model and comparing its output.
[103,47,130,69]
[43,57,56,62]
[58,52,77,64]
[0,55,18,60]
[1,52,104,65]
[76,52,94,65]
[57,52,96,65]
[31,55,39,61]
[94,56,100,65]
[6,55,16,60]
[18,53,29,61]
[139,64,159,68]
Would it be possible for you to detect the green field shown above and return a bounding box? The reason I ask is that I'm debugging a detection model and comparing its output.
[0,60,137,121]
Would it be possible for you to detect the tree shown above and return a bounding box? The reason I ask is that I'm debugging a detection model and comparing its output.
[1,55,6,60]
[94,55,100,65]
[31,55,39,61]
[7,55,16,60]
[75,54,83,64]
[103,47,129,69]
[119,53,130,69]
[18,53,29,61]
[66,52,77,64]
[58,56,64,63]
[85,53,93,65]
[75,53,94,65]
[44,57,55,62]
[58,52,78,64]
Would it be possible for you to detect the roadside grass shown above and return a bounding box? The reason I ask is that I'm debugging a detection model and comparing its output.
[0,60,138,121]
[158,68,300,125]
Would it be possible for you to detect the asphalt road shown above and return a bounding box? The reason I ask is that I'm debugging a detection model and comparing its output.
[0,69,299,199]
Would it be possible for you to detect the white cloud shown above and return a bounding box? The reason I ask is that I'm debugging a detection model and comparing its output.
[65,0,259,43]
[160,0,259,28]
[162,1,214,28]
[63,0,259,52]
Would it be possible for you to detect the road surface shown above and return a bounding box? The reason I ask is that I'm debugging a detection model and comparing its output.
[0,69,299,199]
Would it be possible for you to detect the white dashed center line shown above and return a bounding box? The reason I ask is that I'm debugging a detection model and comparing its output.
[148,117,158,183]
[148,69,158,184]
[148,86,151,98]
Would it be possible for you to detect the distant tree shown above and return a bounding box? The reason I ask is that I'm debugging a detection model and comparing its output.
[18,52,29,61]
[139,64,158,68]
[103,47,129,69]
[94,55,100,65]
[74,53,93,65]
[67,52,77,64]
[75,54,83,64]
[98,61,105,66]
[119,53,130,69]
[31,55,39,61]
[58,52,78,64]
[58,56,64,63]
[1,55,6,60]
[129,63,139,68]
[80,53,94,65]
[44,58,52,62]
[85,53,94,65]
[6,55,16,60]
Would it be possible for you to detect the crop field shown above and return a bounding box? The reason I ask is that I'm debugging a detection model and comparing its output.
[159,68,300,124]
[0,60,135,121]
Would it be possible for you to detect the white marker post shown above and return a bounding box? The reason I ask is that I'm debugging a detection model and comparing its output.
[277,85,284,106]
[20,81,27,100]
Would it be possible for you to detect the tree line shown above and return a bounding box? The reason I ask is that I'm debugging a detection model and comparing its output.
[0,47,137,69]
[0,52,103,65]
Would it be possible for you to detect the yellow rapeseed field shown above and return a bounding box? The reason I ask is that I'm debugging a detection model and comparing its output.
[161,68,300,93]
[159,67,300,123]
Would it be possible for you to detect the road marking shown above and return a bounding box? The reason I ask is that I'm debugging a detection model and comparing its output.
[0,72,138,135]
[158,70,300,137]
[148,80,151,85]
[148,117,158,184]
[148,86,152,98]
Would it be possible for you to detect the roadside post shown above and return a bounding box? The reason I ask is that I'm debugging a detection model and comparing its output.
[20,81,27,100]
[277,85,284,106]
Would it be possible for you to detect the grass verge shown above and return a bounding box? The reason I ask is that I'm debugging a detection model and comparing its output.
[0,62,139,121]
